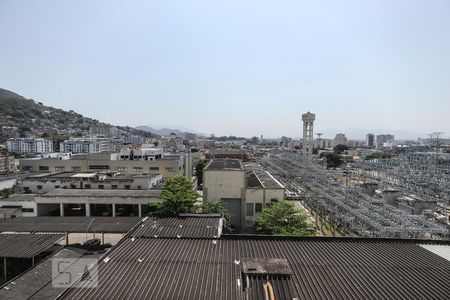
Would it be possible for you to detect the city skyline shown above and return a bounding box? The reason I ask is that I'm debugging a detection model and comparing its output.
[1,0,449,137]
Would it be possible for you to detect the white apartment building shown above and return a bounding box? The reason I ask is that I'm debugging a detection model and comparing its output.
[60,138,109,154]
[7,138,53,154]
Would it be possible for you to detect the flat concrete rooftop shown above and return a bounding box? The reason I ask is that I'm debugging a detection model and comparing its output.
[205,159,243,171]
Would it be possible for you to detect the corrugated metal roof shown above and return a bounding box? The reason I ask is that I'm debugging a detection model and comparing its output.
[131,215,221,239]
[0,247,86,300]
[0,217,142,233]
[61,237,450,300]
[0,234,64,258]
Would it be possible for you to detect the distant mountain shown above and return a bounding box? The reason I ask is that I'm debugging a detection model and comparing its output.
[0,88,156,142]
[136,125,207,137]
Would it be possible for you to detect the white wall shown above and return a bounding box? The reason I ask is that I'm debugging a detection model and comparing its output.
[204,170,245,201]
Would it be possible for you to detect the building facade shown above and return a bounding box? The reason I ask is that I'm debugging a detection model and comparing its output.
[203,159,285,229]
[0,155,15,174]
[376,134,394,148]
[60,138,109,154]
[366,133,375,148]
[19,153,188,178]
[7,138,53,154]
[334,133,348,146]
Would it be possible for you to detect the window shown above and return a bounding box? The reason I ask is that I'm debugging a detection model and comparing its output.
[149,167,159,171]
[22,208,34,213]
[117,167,127,172]
[98,185,104,189]
[89,165,110,170]
[71,166,81,172]
[55,166,65,171]
[111,185,117,189]
[125,185,130,189]
[133,167,143,172]
[84,184,91,189]
[37,185,43,190]
[246,203,254,217]
[39,166,49,171]
[255,203,263,213]
[137,185,141,189]
[165,167,176,172]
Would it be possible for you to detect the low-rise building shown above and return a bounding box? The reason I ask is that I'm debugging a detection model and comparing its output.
[19,152,188,178]
[21,172,163,194]
[0,155,15,174]
[203,159,284,229]
[7,138,53,154]
[205,149,249,161]
[0,194,37,217]
[35,189,161,217]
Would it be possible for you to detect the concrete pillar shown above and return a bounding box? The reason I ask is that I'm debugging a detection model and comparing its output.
[3,257,6,282]
[85,203,90,217]
[60,203,64,217]
[138,204,142,217]
[112,204,116,217]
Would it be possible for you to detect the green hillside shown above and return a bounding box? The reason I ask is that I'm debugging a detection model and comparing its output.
[0,88,156,143]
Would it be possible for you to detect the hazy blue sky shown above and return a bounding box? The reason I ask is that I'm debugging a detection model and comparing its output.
[1,0,449,138]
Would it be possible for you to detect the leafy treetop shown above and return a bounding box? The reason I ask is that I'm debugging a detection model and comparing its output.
[158,175,199,216]
[257,200,312,236]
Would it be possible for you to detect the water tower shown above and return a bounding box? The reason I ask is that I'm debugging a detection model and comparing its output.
[302,112,315,159]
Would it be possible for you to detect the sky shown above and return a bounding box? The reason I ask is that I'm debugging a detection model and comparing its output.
[0,0,449,139]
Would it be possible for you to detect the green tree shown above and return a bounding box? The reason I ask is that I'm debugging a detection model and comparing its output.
[158,175,199,216]
[195,159,209,186]
[256,200,312,236]
[199,200,231,220]
[333,144,348,153]
[249,136,259,144]
[321,152,342,168]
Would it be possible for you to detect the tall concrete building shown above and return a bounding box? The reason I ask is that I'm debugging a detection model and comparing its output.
[302,112,315,159]
[334,133,348,146]
[376,134,394,148]
[366,133,375,148]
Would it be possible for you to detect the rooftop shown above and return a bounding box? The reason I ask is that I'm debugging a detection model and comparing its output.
[244,163,284,189]
[131,214,222,239]
[61,236,450,300]
[0,247,87,300]
[205,159,244,171]
[0,193,36,203]
[39,189,162,198]
[0,233,64,258]
[0,217,142,233]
